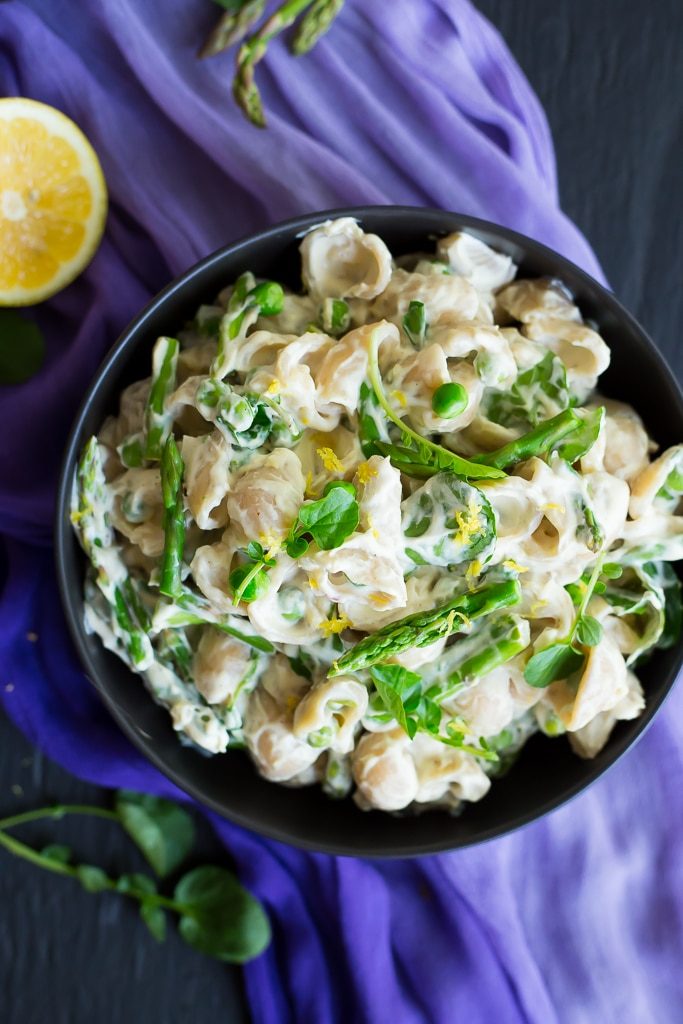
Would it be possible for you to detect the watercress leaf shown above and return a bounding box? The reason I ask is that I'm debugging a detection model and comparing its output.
[140,901,167,942]
[602,562,623,580]
[285,535,310,558]
[245,540,264,561]
[41,844,72,865]
[76,865,110,893]
[555,407,605,464]
[575,615,603,647]
[115,791,195,878]
[116,872,157,897]
[0,311,45,385]
[524,642,586,688]
[175,866,271,963]
[369,664,422,738]
[297,487,359,550]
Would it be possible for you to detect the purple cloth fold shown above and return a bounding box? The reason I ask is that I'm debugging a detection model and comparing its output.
[1,2,681,1021]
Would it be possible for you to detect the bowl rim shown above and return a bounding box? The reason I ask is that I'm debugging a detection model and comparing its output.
[55,204,683,857]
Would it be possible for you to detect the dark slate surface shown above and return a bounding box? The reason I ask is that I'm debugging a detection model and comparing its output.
[1,3,681,1022]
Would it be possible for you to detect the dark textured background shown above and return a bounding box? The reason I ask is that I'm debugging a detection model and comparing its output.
[1,2,682,1021]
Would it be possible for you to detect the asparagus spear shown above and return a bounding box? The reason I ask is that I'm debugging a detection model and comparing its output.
[365,325,506,482]
[328,579,521,675]
[233,0,316,127]
[472,407,603,471]
[152,586,275,654]
[211,275,284,379]
[427,615,529,704]
[145,336,179,461]
[159,436,185,600]
[72,438,154,669]
[198,0,266,59]
[291,0,345,55]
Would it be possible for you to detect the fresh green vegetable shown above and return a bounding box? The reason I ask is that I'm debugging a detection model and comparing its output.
[285,480,359,556]
[211,275,284,378]
[0,795,270,962]
[230,540,277,605]
[368,665,499,761]
[319,297,351,336]
[365,325,505,481]
[196,379,279,448]
[152,585,275,653]
[159,436,185,600]
[524,556,605,688]
[118,434,145,469]
[424,614,529,703]
[401,472,495,567]
[291,0,345,54]
[72,438,154,668]
[328,579,521,675]
[485,351,572,429]
[0,310,45,385]
[402,300,427,348]
[431,381,468,419]
[232,0,320,127]
[145,336,179,460]
[199,0,266,58]
[473,407,604,471]
[115,791,195,878]
[358,380,391,458]
[655,451,683,511]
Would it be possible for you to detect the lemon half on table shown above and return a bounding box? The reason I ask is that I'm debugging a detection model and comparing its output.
[0,98,107,306]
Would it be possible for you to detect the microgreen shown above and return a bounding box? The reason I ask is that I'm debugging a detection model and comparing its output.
[402,300,427,348]
[285,481,359,556]
[230,540,277,605]
[0,795,270,962]
[524,556,605,688]
[365,326,505,482]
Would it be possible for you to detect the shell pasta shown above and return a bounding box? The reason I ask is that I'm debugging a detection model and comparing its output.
[72,218,683,814]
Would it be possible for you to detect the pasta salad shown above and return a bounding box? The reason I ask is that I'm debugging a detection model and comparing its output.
[71,218,683,813]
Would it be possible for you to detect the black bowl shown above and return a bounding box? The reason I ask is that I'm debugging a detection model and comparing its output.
[55,206,683,857]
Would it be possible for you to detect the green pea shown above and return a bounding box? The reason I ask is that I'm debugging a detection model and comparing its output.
[431,382,468,418]
[250,281,284,317]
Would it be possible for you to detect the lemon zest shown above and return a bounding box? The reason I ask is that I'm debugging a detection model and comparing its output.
[356,460,378,485]
[391,389,408,408]
[318,614,352,636]
[530,599,548,615]
[265,378,281,395]
[369,592,392,607]
[465,559,482,591]
[503,559,529,574]
[316,447,344,473]
[308,575,319,590]
[540,502,565,513]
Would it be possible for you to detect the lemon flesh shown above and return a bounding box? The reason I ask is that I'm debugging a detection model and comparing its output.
[0,98,108,305]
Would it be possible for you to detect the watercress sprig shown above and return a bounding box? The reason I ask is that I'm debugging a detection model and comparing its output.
[524,556,606,688]
[365,325,505,482]
[368,665,498,762]
[285,481,359,557]
[230,541,277,604]
[0,791,270,963]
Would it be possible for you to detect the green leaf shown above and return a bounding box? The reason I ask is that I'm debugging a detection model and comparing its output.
[0,311,45,385]
[76,865,110,893]
[555,407,605,464]
[115,791,195,878]
[369,664,423,738]
[574,615,603,647]
[524,642,585,688]
[140,901,167,942]
[402,300,427,347]
[293,484,359,550]
[41,844,72,865]
[486,351,571,429]
[175,866,271,963]
[116,872,157,897]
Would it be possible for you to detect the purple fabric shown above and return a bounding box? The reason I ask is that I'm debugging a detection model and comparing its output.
[1,2,681,1021]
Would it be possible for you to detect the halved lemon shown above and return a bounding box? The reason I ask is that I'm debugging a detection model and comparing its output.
[0,98,108,305]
